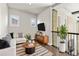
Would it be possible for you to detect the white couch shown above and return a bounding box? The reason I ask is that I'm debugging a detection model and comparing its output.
[0,38,26,56]
[0,39,16,56]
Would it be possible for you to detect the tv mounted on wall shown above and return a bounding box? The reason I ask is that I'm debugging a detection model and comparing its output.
[37,23,45,31]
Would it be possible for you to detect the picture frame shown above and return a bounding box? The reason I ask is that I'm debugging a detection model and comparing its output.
[9,15,20,27]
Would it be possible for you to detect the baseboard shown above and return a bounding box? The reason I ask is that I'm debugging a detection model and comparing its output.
[51,45,59,49]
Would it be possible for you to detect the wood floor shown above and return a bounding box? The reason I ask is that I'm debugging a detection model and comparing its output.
[39,43,70,56]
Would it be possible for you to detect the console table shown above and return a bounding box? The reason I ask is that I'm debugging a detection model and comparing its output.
[35,34,48,45]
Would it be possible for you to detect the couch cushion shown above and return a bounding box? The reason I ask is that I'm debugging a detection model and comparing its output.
[0,40,10,49]
[10,39,16,47]
[2,34,12,45]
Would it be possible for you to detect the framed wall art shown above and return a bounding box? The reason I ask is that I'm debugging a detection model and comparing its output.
[9,15,20,27]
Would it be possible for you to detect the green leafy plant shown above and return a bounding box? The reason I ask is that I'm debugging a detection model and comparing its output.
[24,33,31,41]
[58,24,68,41]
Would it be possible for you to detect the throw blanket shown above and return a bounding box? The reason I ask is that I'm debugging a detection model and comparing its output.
[16,43,53,56]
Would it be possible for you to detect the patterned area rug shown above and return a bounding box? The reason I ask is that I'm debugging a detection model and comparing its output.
[16,43,53,56]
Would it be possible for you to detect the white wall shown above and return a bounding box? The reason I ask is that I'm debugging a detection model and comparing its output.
[8,8,37,39]
[52,4,77,55]
[37,8,52,45]
[0,3,8,39]
[37,3,77,55]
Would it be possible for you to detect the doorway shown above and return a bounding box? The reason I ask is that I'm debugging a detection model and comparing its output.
[52,9,58,47]
[77,21,79,54]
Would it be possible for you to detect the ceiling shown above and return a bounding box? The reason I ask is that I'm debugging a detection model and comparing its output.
[64,3,79,19]
[8,3,79,18]
[64,3,79,12]
[8,3,55,15]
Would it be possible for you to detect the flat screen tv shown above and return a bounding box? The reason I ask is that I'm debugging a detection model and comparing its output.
[37,23,45,31]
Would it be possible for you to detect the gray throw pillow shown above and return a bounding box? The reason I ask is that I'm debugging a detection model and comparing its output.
[2,34,12,44]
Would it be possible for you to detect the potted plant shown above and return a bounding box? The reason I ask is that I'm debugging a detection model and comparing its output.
[24,34,35,54]
[24,33,32,43]
[58,24,68,52]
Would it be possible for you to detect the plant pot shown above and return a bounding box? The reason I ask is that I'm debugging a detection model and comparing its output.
[59,41,65,52]
[28,40,32,43]
[25,47,35,54]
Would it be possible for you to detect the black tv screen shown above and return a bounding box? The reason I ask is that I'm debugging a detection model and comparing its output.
[37,23,45,31]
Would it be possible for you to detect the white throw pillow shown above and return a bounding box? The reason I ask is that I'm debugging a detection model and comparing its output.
[10,39,16,47]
